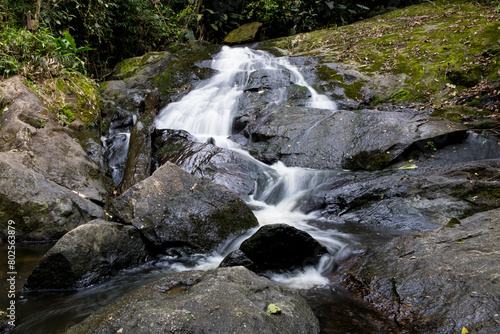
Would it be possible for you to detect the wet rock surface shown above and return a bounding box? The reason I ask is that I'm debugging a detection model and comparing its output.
[340,209,500,333]
[121,88,160,191]
[152,129,265,197]
[66,266,320,334]
[239,105,467,170]
[302,136,500,231]
[100,42,220,186]
[24,219,150,290]
[110,162,258,254]
[221,224,329,274]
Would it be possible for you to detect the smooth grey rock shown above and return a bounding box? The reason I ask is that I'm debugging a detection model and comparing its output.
[243,106,467,170]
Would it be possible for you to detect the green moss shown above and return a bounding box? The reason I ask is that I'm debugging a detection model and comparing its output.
[342,150,393,171]
[59,104,75,125]
[155,143,184,160]
[113,52,167,80]
[447,65,483,88]
[452,182,500,219]
[344,81,366,101]
[445,217,461,228]
[259,0,500,108]
[389,89,412,103]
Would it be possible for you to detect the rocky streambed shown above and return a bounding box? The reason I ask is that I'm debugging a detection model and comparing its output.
[1,10,500,333]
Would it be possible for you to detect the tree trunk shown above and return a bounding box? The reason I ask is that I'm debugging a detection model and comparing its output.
[34,0,42,29]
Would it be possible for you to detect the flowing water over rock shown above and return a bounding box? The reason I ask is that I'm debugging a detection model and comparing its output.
[154,46,347,286]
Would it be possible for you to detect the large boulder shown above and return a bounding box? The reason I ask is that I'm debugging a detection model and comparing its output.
[110,162,258,254]
[24,219,150,290]
[341,208,500,333]
[242,106,467,170]
[221,224,329,274]
[0,154,104,241]
[152,129,267,197]
[66,266,320,334]
[0,77,108,202]
[0,77,107,241]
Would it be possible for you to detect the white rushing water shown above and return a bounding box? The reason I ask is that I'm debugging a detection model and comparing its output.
[155,46,348,288]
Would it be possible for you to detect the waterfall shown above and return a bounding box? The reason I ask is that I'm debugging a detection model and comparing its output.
[154,46,348,288]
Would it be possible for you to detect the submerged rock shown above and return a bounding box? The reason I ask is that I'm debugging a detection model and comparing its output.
[341,208,500,333]
[110,162,258,254]
[24,219,150,290]
[66,266,320,334]
[222,224,329,273]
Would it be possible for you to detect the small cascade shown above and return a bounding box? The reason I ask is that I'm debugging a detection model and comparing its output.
[102,133,130,186]
[155,46,336,141]
[154,46,348,288]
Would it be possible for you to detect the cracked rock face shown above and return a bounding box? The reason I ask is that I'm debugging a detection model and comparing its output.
[340,208,500,333]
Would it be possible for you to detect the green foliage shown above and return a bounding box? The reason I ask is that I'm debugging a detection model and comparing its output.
[33,0,199,77]
[0,24,89,78]
[58,104,75,125]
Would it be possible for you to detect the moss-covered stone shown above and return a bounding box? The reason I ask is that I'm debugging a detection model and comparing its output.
[342,150,393,171]
[224,22,263,44]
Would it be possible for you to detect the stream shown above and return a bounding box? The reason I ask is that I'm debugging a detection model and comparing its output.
[3,46,421,333]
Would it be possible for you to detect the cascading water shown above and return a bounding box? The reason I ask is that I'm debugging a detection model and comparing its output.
[154,46,350,288]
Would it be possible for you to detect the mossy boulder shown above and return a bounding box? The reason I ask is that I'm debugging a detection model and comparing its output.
[224,22,263,44]
[0,76,108,203]
[0,153,104,241]
[105,41,221,107]
[24,219,150,290]
[110,162,258,254]
[0,77,106,241]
